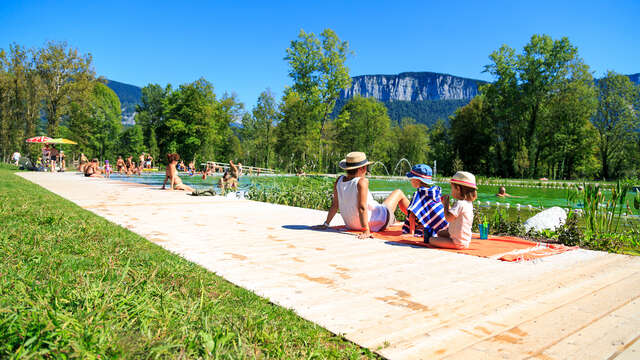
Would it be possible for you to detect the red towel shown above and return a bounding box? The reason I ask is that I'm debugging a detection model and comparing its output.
[333,225,577,262]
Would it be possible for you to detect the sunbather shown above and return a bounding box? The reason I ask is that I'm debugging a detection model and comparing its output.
[315,152,409,239]
[162,153,195,192]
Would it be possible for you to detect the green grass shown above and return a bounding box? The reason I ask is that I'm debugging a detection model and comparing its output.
[0,165,378,359]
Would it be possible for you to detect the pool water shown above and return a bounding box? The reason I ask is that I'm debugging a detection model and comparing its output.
[105,172,638,214]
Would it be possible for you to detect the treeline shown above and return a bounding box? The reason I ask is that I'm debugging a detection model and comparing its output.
[446,35,640,180]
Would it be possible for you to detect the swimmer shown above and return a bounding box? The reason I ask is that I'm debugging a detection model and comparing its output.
[496,186,524,198]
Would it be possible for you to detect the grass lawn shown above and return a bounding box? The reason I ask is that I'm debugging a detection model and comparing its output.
[0,165,377,359]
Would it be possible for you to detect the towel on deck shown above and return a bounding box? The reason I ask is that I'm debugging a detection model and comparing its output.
[334,224,577,262]
[401,186,448,238]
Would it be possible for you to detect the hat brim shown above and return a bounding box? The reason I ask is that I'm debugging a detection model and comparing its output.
[406,171,434,185]
[450,178,477,189]
[339,159,372,170]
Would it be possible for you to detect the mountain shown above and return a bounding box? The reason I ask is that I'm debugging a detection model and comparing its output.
[341,71,484,102]
[105,79,142,126]
[336,72,486,126]
[628,73,640,85]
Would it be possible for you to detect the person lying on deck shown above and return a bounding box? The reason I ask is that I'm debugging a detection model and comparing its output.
[314,152,410,239]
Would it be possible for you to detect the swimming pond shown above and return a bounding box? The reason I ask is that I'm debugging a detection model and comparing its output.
[104,172,638,214]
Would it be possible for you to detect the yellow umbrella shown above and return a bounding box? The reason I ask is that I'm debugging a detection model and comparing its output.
[47,138,78,145]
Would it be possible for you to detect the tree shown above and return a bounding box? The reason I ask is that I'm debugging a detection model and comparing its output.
[274,91,320,172]
[592,71,640,179]
[0,44,42,161]
[482,34,593,177]
[67,82,122,160]
[118,124,146,157]
[35,41,94,136]
[540,61,597,179]
[157,79,218,163]
[428,120,453,176]
[334,97,392,164]
[284,28,351,133]
[392,117,430,170]
[449,95,495,175]
[251,89,277,168]
[135,83,168,159]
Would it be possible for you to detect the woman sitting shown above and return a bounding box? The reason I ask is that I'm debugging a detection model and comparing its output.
[162,153,195,192]
[315,152,410,239]
[84,159,103,178]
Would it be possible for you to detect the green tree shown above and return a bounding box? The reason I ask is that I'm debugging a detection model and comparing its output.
[334,97,391,164]
[449,95,495,174]
[35,41,94,136]
[392,117,430,170]
[428,120,453,176]
[0,44,42,161]
[540,61,597,179]
[274,91,320,172]
[251,89,277,168]
[67,82,122,160]
[284,28,351,171]
[285,28,351,133]
[592,71,640,179]
[118,124,146,157]
[135,83,168,160]
[482,34,589,177]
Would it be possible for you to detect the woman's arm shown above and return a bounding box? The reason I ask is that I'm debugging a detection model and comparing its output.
[357,177,371,239]
[324,178,340,225]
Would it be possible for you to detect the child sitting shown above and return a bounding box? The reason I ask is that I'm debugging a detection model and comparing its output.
[401,164,448,238]
[428,171,477,249]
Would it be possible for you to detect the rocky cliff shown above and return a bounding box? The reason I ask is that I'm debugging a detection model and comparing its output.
[339,72,484,102]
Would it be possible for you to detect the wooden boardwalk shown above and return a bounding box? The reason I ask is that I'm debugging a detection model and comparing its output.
[19,172,640,360]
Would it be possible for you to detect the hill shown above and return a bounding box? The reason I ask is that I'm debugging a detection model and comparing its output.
[105,79,142,125]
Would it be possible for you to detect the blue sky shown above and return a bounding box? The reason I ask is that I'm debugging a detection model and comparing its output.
[1,0,638,107]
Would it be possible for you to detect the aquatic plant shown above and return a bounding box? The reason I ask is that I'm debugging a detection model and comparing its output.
[581,181,631,236]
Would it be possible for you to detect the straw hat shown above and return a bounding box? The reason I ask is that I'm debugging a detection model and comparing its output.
[450,171,477,189]
[338,152,372,170]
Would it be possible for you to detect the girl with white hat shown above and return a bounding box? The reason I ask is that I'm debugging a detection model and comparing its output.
[428,171,478,249]
[315,152,410,239]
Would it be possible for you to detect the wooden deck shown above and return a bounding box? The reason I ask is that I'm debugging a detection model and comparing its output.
[18,172,640,360]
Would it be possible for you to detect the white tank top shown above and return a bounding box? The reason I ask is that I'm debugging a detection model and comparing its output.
[336,176,388,232]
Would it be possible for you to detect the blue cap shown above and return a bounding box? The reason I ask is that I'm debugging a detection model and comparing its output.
[406,164,434,185]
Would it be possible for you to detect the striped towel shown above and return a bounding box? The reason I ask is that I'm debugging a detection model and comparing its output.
[402,186,448,238]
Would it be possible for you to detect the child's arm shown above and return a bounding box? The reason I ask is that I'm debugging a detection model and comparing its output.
[442,196,458,222]
[356,177,371,239]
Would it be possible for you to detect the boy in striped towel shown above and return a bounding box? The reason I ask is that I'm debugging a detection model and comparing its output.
[402,164,448,238]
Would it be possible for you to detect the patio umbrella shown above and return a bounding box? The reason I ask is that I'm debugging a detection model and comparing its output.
[26,136,53,143]
[47,138,78,145]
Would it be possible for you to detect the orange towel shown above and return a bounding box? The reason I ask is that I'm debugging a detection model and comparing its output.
[334,225,577,262]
